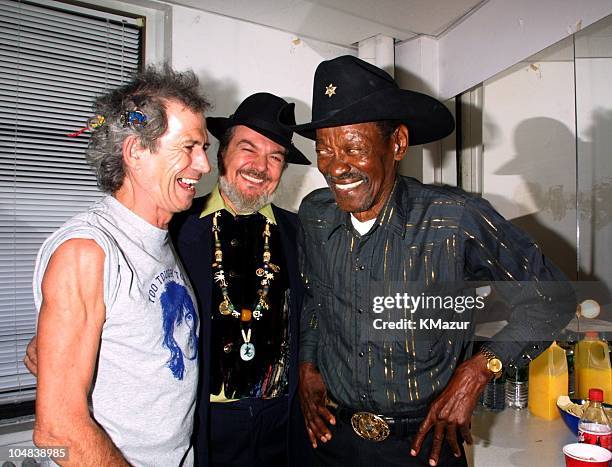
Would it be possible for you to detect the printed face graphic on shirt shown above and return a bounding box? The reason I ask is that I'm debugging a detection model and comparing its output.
[160,281,199,380]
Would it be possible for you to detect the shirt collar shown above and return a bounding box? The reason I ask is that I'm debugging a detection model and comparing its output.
[199,183,277,224]
[326,176,407,239]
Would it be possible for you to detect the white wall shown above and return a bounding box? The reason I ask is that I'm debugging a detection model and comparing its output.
[438,0,612,100]
[170,5,355,212]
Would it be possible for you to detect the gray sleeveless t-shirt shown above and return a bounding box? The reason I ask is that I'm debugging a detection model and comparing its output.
[33,196,199,466]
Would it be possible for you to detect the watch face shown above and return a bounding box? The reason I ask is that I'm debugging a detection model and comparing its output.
[488,358,503,374]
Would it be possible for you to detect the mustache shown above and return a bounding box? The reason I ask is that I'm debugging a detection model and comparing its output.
[238,167,271,183]
[326,171,369,186]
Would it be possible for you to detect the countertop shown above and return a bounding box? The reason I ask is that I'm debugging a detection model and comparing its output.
[467,406,576,466]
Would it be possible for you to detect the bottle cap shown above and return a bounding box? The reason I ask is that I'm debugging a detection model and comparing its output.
[589,388,604,402]
[585,331,600,339]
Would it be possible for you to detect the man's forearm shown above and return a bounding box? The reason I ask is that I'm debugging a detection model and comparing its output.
[34,417,129,467]
[487,281,576,363]
[462,196,577,363]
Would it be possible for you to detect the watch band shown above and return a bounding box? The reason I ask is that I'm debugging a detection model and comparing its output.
[480,347,497,361]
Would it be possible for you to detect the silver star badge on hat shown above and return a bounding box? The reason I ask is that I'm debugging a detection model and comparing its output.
[325,83,337,97]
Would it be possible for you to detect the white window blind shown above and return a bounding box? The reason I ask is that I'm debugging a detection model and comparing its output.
[0,0,142,406]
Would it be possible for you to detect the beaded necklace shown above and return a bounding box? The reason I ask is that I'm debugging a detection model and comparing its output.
[212,210,275,322]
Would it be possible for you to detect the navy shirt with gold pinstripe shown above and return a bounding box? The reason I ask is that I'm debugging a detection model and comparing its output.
[298,175,575,415]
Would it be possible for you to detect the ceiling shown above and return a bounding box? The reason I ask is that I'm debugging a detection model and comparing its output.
[165,0,487,47]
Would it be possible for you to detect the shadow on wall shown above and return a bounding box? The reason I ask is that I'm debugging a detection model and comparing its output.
[278,96,326,212]
[193,68,240,197]
[395,65,433,180]
[482,115,612,315]
[394,65,435,96]
[489,117,579,280]
[394,65,458,181]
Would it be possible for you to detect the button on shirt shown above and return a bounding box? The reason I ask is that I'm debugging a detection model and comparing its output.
[298,176,575,414]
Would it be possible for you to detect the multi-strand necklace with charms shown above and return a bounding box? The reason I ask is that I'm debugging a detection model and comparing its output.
[212,210,277,359]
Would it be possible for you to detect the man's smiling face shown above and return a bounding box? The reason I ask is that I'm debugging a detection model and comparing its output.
[135,99,210,219]
[315,122,407,221]
[218,125,286,213]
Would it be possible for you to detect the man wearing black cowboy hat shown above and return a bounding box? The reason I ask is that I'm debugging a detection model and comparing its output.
[170,93,313,467]
[283,55,575,466]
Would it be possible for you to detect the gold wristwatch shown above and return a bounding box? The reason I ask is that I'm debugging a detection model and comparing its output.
[481,348,503,379]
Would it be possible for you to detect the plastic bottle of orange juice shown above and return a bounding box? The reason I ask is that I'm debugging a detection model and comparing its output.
[574,332,612,403]
[528,341,568,420]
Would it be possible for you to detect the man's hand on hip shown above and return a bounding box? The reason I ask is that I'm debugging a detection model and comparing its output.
[298,362,336,448]
[410,353,492,466]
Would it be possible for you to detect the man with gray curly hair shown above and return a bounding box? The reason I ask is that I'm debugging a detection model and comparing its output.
[29,65,211,466]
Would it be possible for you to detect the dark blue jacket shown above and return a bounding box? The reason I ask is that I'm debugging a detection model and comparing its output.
[170,194,312,467]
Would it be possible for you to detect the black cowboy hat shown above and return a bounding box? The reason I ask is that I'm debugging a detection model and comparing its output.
[281,55,454,145]
[206,92,310,165]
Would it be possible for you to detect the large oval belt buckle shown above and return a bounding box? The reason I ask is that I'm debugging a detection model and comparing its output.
[350,412,390,442]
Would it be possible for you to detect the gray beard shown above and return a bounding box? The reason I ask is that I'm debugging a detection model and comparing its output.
[218,175,275,214]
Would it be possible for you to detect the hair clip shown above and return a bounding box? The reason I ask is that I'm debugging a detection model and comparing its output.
[67,115,106,137]
[120,110,148,128]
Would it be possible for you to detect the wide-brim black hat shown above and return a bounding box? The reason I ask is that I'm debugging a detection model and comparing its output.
[207,92,310,165]
[280,55,455,145]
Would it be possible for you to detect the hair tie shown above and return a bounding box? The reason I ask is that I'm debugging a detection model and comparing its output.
[120,110,148,128]
[67,115,106,137]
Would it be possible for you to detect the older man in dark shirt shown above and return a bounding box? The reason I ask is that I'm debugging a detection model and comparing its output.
[280,55,575,467]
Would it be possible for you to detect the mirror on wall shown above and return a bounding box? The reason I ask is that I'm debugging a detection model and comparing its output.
[459,14,612,316]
